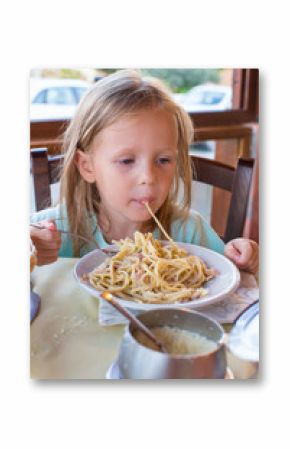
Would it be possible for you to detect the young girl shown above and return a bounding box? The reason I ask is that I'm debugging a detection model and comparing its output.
[30,69,258,274]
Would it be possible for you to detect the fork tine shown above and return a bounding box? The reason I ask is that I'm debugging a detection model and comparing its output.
[30,223,97,248]
[30,223,120,255]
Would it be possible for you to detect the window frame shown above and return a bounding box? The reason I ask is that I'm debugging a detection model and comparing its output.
[188,69,258,127]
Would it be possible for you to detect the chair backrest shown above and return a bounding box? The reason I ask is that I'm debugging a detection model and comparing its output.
[191,155,254,242]
[30,148,64,211]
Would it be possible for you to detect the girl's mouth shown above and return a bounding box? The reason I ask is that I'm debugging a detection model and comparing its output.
[132,197,155,206]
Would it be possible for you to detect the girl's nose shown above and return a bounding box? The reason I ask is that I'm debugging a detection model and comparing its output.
[139,162,156,185]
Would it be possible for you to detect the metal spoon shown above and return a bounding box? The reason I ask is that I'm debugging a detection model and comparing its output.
[100,292,167,353]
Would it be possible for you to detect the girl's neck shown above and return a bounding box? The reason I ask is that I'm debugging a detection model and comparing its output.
[97,207,154,243]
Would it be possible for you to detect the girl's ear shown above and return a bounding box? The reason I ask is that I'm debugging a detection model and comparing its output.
[74,150,96,183]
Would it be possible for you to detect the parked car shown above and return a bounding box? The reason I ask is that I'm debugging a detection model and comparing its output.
[30,78,91,121]
[173,83,232,113]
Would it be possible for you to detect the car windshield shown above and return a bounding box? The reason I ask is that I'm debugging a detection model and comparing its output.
[46,87,76,105]
[73,86,88,102]
[202,92,225,105]
[32,85,89,105]
[190,91,225,106]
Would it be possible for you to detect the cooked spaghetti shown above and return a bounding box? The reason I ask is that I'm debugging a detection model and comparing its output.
[86,231,215,304]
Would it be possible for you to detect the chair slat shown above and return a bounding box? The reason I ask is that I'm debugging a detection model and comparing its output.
[191,156,235,191]
[31,148,63,211]
[224,158,254,242]
[190,155,254,242]
[48,155,64,184]
[31,148,52,211]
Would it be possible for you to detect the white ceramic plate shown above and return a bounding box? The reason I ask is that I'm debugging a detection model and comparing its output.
[74,242,240,310]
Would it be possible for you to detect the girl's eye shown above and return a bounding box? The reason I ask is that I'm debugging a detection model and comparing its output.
[157,157,171,165]
[118,158,134,165]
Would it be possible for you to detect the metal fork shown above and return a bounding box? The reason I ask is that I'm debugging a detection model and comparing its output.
[30,223,118,256]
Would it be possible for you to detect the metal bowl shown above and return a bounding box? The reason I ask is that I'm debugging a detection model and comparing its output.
[116,308,226,379]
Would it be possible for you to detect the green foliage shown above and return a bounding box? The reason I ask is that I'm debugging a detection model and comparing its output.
[59,69,85,79]
[141,69,220,92]
[98,68,122,75]
[97,68,220,92]
[41,68,86,80]
[38,68,221,92]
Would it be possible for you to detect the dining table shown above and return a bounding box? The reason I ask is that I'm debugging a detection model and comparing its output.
[30,257,259,380]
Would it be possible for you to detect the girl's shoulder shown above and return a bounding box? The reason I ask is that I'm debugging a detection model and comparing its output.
[171,209,204,241]
[171,209,224,253]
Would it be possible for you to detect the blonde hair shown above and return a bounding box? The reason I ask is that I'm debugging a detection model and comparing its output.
[60,69,193,256]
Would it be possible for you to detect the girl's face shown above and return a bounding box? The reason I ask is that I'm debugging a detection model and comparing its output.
[77,107,178,227]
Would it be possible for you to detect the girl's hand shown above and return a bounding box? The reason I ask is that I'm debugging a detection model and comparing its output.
[224,238,259,274]
[30,220,62,266]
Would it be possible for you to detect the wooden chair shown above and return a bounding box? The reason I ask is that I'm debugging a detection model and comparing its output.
[191,155,254,242]
[30,148,64,211]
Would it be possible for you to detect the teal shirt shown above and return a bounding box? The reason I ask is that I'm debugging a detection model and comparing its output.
[30,204,225,257]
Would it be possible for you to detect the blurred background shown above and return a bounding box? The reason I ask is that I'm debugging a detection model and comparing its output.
[30,68,233,121]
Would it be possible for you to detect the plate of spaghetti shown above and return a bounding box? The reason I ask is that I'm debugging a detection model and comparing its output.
[74,231,240,310]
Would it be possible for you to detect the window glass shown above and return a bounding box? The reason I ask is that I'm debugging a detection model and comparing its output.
[99,69,234,112]
[30,69,238,122]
